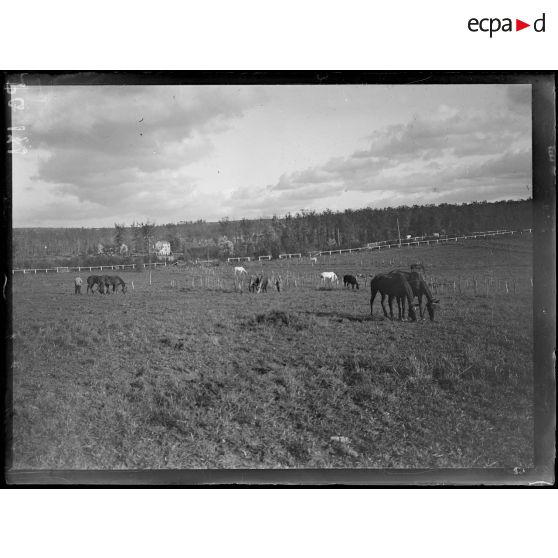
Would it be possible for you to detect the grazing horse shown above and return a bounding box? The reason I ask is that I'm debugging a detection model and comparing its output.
[86,275,104,294]
[74,277,83,294]
[257,275,269,293]
[388,270,439,321]
[370,272,417,321]
[107,275,127,294]
[234,266,247,276]
[343,274,359,289]
[248,275,260,293]
[309,257,318,265]
[320,271,339,287]
[99,275,113,294]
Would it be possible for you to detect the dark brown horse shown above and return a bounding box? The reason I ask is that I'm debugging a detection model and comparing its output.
[86,275,104,294]
[99,275,113,294]
[343,274,359,289]
[248,275,260,293]
[257,275,269,293]
[106,275,127,293]
[388,270,439,320]
[370,272,417,321]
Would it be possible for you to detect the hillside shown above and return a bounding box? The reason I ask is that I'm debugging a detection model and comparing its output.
[12,199,532,266]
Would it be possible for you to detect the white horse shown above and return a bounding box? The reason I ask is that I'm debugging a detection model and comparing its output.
[320,271,339,286]
[309,257,318,265]
[234,266,247,276]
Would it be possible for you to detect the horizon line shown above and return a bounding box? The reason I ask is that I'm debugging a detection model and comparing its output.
[12,197,532,230]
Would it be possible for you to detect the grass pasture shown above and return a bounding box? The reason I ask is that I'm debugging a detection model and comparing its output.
[11,236,534,469]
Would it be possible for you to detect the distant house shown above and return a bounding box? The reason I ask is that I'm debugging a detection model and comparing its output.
[405,235,412,240]
[432,233,440,238]
[119,243,129,255]
[96,243,104,254]
[154,241,171,256]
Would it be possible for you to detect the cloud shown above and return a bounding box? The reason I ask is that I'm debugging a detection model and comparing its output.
[228,100,531,214]
[14,85,266,221]
[12,84,532,226]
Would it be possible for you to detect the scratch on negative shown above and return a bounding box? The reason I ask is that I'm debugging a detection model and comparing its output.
[407,76,432,85]
[2,275,6,300]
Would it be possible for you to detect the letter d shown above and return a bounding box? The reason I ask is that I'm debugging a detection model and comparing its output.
[534,13,545,32]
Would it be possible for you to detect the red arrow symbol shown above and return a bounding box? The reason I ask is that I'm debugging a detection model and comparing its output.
[516,19,530,31]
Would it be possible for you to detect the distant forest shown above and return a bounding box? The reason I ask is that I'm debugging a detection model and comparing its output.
[12,199,532,267]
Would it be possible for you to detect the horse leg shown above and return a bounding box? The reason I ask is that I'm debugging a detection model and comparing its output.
[370,287,377,316]
[407,294,417,321]
[388,295,396,319]
[380,293,390,318]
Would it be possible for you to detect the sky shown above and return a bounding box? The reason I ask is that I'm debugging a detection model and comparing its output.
[10,83,532,228]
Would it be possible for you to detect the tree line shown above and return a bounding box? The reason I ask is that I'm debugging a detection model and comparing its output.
[12,199,532,267]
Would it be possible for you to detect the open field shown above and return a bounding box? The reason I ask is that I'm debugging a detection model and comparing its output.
[10,236,534,469]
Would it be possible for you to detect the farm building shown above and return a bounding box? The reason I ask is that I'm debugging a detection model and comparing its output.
[154,241,171,256]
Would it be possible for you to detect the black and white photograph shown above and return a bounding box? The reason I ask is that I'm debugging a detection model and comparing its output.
[3,73,555,483]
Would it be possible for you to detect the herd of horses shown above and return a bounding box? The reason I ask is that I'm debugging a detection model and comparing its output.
[318,266,439,321]
[370,269,439,322]
[81,274,128,295]
[249,274,281,293]
[234,267,282,294]
[76,264,439,321]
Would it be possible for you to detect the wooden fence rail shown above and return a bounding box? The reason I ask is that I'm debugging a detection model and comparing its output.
[312,229,531,257]
[12,228,532,275]
[12,262,167,275]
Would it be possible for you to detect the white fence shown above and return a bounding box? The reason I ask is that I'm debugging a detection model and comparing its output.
[12,262,167,275]
[11,228,532,274]
[313,229,532,257]
[279,253,302,259]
